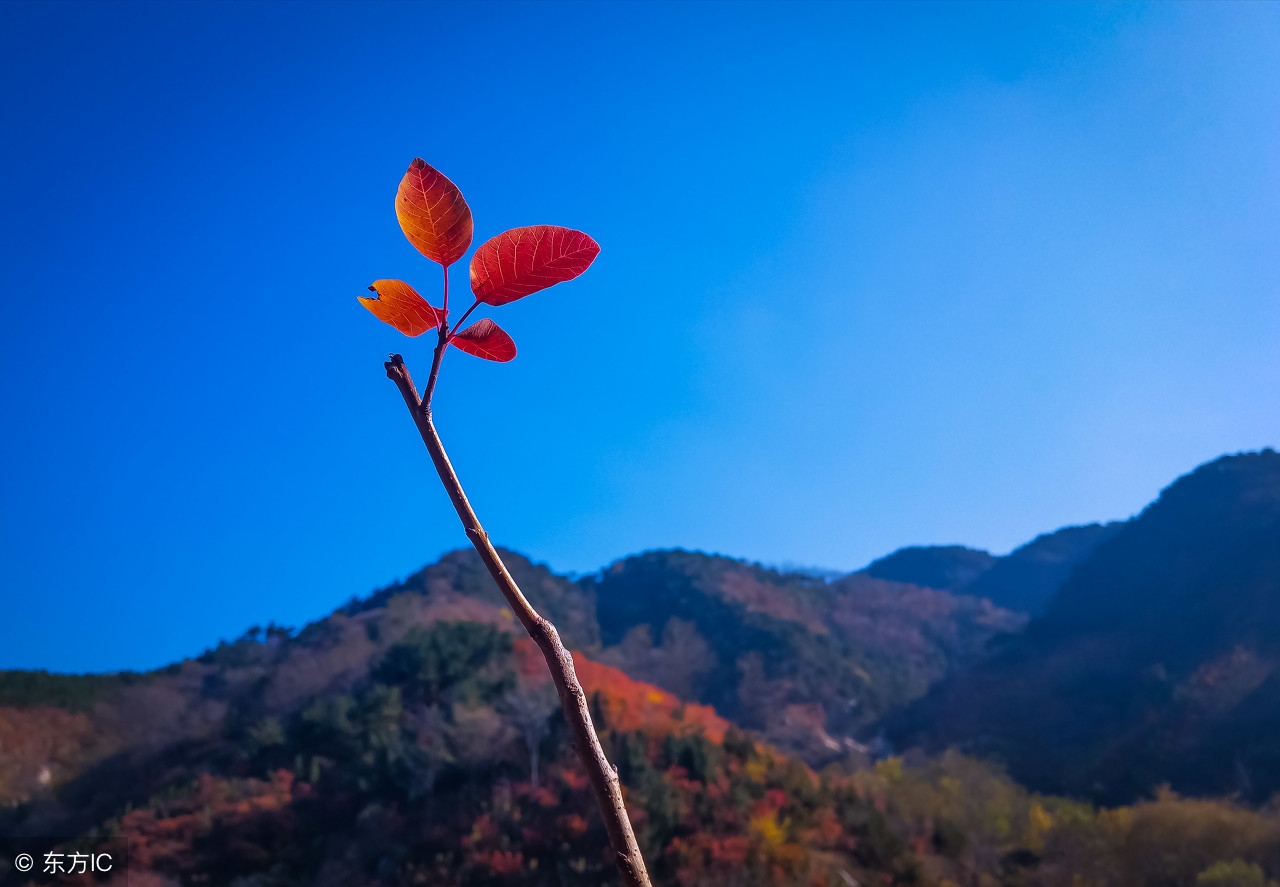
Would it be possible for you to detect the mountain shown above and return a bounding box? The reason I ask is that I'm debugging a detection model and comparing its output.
[0,553,1026,887]
[588,550,1023,760]
[965,522,1126,615]
[0,618,923,887]
[6,450,1280,883]
[862,525,1126,616]
[864,545,997,590]
[341,546,1024,761]
[5,541,1278,887]
[888,450,1280,804]
[350,547,602,650]
[0,547,1024,820]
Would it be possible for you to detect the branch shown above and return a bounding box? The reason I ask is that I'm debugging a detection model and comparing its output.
[421,327,447,409]
[383,354,652,887]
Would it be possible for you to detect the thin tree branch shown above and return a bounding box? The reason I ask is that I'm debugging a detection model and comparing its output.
[383,353,652,887]
[421,264,452,407]
[421,326,448,409]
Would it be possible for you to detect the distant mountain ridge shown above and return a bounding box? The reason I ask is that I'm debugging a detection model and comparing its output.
[865,545,997,590]
[860,523,1127,614]
[966,522,1126,614]
[889,449,1280,803]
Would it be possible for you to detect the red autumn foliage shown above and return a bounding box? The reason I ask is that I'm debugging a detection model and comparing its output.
[362,158,599,365]
[451,318,517,362]
[578,657,729,744]
[511,637,731,743]
[118,771,301,875]
[469,225,600,306]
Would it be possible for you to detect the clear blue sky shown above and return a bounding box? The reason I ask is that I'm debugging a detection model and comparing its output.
[2,2,1278,672]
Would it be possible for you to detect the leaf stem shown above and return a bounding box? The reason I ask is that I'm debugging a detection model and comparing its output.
[448,298,482,338]
[383,354,653,887]
[421,264,453,409]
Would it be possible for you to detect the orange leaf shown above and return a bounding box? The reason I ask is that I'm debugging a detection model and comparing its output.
[469,225,599,306]
[450,318,517,362]
[358,279,444,337]
[395,158,473,267]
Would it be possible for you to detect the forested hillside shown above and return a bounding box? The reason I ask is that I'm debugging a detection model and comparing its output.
[340,546,1024,764]
[890,450,1280,803]
[4,620,1279,886]
[588,551,1022,760]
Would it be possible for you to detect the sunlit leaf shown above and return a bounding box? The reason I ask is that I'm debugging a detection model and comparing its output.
[358,279,444,337]
[396,158,473,267]
[469,225,599,306]
[450,318,517,362]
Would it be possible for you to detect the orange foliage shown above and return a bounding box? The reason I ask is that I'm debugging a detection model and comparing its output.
[557,813,590,838]
[511,639,730,742]
[359,280,445,337]
[119,771,300,873]
[475,849,524,875]
[394,158,473,268]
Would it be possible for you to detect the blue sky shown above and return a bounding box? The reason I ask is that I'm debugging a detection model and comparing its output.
[2,2,1278,672]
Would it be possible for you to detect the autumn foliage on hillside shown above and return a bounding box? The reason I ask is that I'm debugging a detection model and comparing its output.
[6,618,1280,886]
[509,638,730,744]
[81,622,912,887]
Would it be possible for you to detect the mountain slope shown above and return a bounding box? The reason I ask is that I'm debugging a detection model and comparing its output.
[864,545,997,590]
[0,545,1022,814]
[362,546,1025,757]
[0,577,1033,887]
[964,522,1126,614]
[0,618,926,887]
[6,606,1278,887]
[588,550,1023,760]
[888,450,1280,803]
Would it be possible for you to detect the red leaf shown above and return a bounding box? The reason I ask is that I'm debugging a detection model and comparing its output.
[396,158,473,267]
[450,318,517,362]
[469,225,599,306]
[358,279,444,337]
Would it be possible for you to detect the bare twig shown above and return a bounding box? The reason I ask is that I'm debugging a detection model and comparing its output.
[383,351,652,887]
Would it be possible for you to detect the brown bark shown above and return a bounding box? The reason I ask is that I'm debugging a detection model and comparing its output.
[383,344,652,887]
